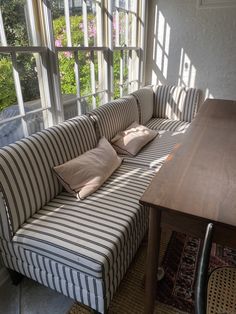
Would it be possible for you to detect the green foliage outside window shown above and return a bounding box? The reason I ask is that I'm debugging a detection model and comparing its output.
[0,58,17,111]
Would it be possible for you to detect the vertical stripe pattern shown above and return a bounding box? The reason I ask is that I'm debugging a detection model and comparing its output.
[0,115,97,237]
[0,164,153,313]
[145,118,190,132]
[131,87,154,125]
[88,96,139,141]
[122,130,187,170]
[154,85,200,122]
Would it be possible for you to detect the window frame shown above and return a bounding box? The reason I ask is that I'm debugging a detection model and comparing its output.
[0,0,147,147]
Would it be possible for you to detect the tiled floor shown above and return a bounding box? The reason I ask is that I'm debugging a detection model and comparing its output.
[0,277,74,314]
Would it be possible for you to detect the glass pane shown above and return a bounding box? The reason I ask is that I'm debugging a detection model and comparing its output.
[16,53,41,112]
[123,50,129,85]
[70,4,84,47]
[78,51,91,97]
[63,100,78,120]
[52,0,98,47]
[0,118,24,147]
[52,0,67,47]
[119,11,126,46]
[1,0,32,46]
[87,2,97,47]
[80,96,92,113]
[113,50,120,99]
[113,10,126,47]
[96,92,106,107]
[25,111,45,136]
[58,51,76,98]
[0,53,18,117]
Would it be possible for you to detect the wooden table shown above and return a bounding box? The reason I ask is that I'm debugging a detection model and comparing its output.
[140,99,236,314]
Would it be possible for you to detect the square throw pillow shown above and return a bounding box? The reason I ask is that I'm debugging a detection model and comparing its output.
[111,122,158,156]
[53,137,122,199]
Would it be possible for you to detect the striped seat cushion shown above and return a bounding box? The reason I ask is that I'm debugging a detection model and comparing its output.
[122,131,185,171]
[0,115,97,239]
[154,85,200,122]
[131,87,154,125]
[1,237,107,313]
[146,118,190,132]
[88,96,139,141]
[12,164,154,295]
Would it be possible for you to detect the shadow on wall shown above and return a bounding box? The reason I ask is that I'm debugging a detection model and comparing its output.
[146,0,236,101]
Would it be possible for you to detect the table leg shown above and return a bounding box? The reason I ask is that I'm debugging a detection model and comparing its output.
[144,207,162,314]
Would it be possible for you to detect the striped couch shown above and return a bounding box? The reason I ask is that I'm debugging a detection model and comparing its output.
[0,85,200,313]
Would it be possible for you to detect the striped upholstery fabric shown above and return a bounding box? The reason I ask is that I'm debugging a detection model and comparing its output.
[122,131,185,171]
[88,96,139,141]
[154,85,200,122]
[131,87,154,125]
[146,118,190,132]
[0,164,153,313]
[0,115,97,239]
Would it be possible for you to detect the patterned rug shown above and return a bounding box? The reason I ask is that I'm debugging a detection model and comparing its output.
[157,231,236,313]
[69,230,236,314]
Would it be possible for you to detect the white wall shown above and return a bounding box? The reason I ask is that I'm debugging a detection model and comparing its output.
[145,0,236,100]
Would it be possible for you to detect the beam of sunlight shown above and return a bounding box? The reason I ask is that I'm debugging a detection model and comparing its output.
[152,8,171,84]
[178,48,196,88]
[205,88,214,99]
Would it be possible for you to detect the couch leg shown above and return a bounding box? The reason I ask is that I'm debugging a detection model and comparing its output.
[7,269,24,285]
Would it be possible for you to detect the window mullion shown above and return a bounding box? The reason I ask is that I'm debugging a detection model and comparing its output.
[90,50,96,109]
[115,0,119,46]
[0,8,7,46]
[140,0,147,86]
[120,50,123,97]
[41,0,64,124]
[128,49,132,93]
[83,0,89,47]
[125,2,129,47]
[11,52,29,137]
[132,0,138,47]
[96,0,105,104]
[74,51,82,115]
[107,0,114,100]
[64,0,72,46]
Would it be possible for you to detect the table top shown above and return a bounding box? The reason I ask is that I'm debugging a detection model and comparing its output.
[140,99,236,227]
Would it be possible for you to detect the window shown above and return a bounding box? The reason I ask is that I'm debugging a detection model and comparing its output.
[0,0,146,147]
[0,1,53,146]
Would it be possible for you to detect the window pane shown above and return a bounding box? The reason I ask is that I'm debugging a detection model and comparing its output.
[78,51,91,97]
[26,111,45,136]
[113,50,129,99]
[0,118,24,147]
[0,53,19,117]
[112,0,137,47]
[96,92,106,107]
[80,96,92,113]
[52,0,67,47]
[113,50,120,98]
[87,3,97,47]
[52,0,98,47]
[16,53,41,111]
[1,0,33,46]
[63,101,78,120]
[58,51,76,97]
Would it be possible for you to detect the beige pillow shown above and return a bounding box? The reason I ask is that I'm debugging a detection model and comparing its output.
[111,122,158,156]
[53,137,122,199]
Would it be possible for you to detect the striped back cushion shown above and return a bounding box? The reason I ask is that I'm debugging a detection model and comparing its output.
[0,115,97,239]
[131,87,154,125]
[88,96,139,141]
[154,85,200,122]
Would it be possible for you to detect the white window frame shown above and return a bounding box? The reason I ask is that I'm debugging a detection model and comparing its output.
[0,0,147,146]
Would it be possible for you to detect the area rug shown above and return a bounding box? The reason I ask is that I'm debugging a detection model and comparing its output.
[68,230,236,314]
[157,231,236,313]
[69,229,188,314]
